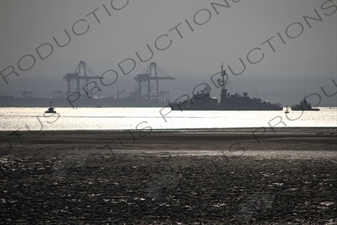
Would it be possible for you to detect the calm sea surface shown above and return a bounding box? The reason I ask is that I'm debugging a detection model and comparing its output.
[0,107,336,131]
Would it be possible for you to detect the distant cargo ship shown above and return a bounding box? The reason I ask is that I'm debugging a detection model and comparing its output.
[169,66,283,111]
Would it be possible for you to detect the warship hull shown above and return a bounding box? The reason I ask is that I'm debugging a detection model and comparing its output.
[169,103,283,111]
[169,87,283,111]
[169,65,284,111]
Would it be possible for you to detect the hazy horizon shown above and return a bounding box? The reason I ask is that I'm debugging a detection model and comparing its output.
[1,0,336,106]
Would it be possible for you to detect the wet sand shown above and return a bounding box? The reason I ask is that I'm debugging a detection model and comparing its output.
[1,127,337,224]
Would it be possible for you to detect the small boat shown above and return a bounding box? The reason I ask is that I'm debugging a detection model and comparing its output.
[45,102,56,113]
[291,98,319,111]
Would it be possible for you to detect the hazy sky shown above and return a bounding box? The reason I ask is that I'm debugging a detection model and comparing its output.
[0,0,336,106]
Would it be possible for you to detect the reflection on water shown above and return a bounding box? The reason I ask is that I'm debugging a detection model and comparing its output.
[0,107,336,131]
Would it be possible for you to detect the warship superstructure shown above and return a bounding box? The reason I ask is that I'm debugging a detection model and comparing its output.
[169,65,283,111]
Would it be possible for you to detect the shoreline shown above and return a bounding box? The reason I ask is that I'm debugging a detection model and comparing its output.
[2,126,337,132]
[1,127,336,157]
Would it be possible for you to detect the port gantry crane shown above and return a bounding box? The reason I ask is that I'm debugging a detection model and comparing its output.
[134,62,175,101]
[63,61,102,98]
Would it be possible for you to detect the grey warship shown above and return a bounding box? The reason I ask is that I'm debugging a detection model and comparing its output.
[169,66,283,111]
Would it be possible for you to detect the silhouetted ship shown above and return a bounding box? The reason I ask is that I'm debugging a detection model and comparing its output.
[45,102,56,113]
[291,98,319,111]
[169,66,283,111]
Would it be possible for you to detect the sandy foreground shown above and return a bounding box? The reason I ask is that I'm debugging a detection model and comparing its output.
[1,127,337,224]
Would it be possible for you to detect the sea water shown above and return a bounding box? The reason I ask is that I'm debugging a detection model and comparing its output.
[0,107,336,131]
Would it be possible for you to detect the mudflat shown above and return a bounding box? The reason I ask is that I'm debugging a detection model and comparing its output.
[1,127,337,224]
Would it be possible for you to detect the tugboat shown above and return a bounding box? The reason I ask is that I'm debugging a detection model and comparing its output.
[45,102,56,113]
[291,98,320,111]
[169,65,283,111]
